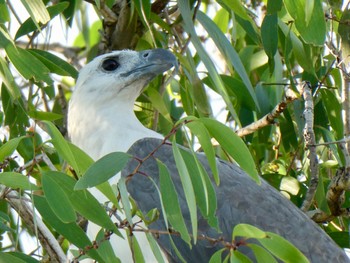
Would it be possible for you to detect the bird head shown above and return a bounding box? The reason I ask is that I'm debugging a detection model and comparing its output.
[73,49,177,103]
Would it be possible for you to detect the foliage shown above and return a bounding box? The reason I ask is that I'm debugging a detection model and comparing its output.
[0,0,349,262]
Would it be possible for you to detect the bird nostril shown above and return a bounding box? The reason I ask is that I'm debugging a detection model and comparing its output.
[143,52,149,58]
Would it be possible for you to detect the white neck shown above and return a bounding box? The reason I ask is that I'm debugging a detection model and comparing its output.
[68,95,162,160]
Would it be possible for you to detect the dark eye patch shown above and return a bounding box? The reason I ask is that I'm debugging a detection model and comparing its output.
[102,58,120,71]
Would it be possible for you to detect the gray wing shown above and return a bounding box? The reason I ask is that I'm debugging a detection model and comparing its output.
[122,138,349,263]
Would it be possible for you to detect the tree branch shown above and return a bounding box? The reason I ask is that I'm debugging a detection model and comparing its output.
[236,87,299,137]
[300,82,319,212]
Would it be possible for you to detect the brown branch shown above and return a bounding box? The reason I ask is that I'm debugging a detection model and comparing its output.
[326,167,350,216]
[342,73,350,166]
[301,82,319,212]
[236,87,299,137]
[308,167,350,223]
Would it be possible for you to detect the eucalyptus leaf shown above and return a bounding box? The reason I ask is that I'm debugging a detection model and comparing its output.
[283,0,325,46]
[42,172,77,223]
[200,118,260,183]
[0,252,27,263]
[259,232,309,263]
[172,141,198,243]
[15,2,69,39]
[157,159,191,245]
[43,171,119,234]
[248,243,278,263]
[0,136,26,162]
[33,195,105,262]
[75,152,131,190]
[232,224,267,240]
[0,172,40,191]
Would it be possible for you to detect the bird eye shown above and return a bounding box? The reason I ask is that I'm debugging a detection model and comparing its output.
[102,58,119,71]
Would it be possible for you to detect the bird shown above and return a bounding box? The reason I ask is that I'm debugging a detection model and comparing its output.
[68,48,349,262]
[68,48,175,262]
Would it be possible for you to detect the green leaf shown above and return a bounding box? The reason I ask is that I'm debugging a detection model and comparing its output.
[28,110,63,121]
[320,89,343,140]
[42,121,82,175]
[304,0,314,26]
[129,235,145,263]
[0,0,10,23]
[338,9,350,65]
[261,13,278,60]
[118,176,133,226]
[0,252,27,263]
[283,0,325,46]
[200,118,260,183]
[217,0,250,20]
[178,0,240,125]
[185,118,219,184]
[232,224,267,240]
[328,231,350,248]
[28,49,78,78]
[0,27,14,48]
[280,176,300,195]
[248,244,278,263]
[42,172,77,223]
[7,252,40,263]
[145,233,166,263]
[1,85,29,137]
[267,0,282,14]
[230,250,252,263]
[147,88,172,123]
[172,141,197,243]
[15,2,69,39]
[197,11,259,115]
[259,232,309,263]
[33,195,104,262]
[6,45,52,85]
[0,136,26,162]
[43,171,119,234]
[20,0,50,26]
[67,142,94,174]
[5,45,52,84]
[213,8,229,33]
[95,229,120,262]
[181,54,212,117]
[278,20,314,73]
[180,149,218,229]
[75,152,131,190]
[0,172,40,191]
[134,0,151,20]
[73,20,102,48]
[96,181,120,208]
[0,56,21,100]
[209,248,225,263]
[157,160,191,245]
